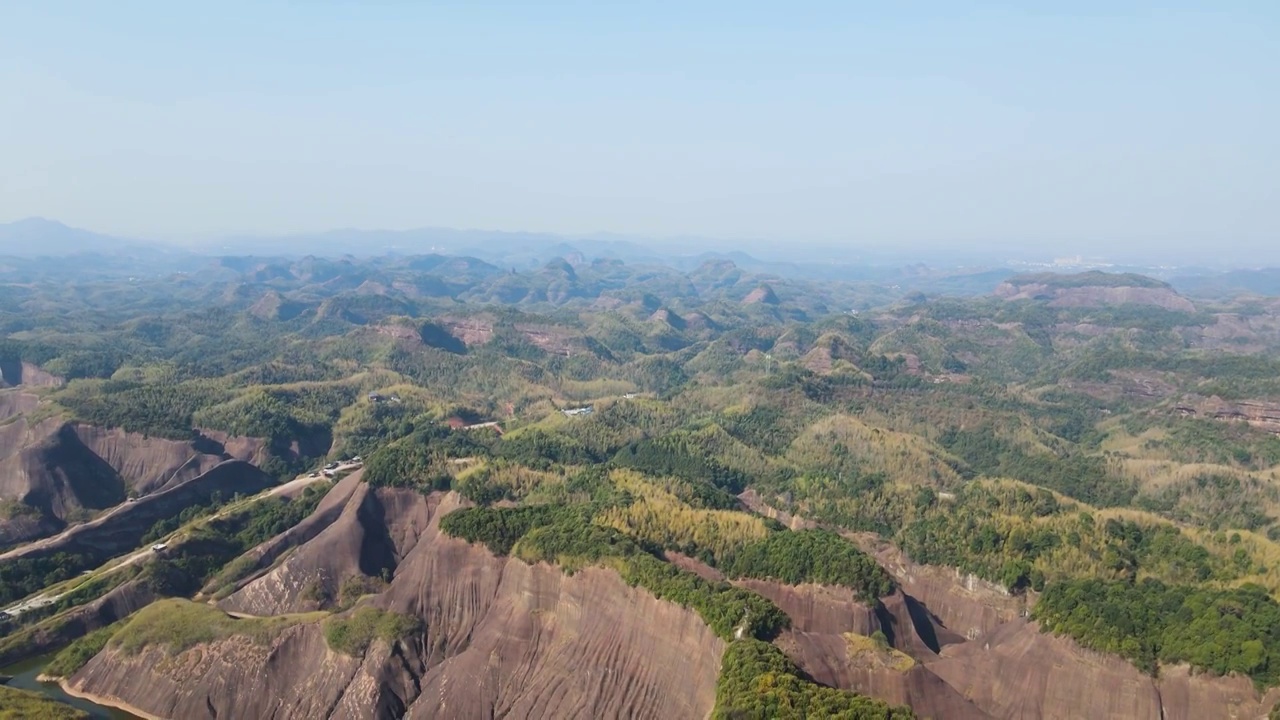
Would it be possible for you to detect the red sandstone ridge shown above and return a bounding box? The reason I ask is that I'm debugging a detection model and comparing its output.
[800,333,863,375]
[435,316,586,356]
[54,481,1280,720]
[68,487,725,720]
[373,321,421,343]
[1178,395,1280,435]
[738,492,1280,719]
[0,419,269,547]
[0,361,63,388]
[513,323,583,356]
[993,274,1196,313]
[1,460,275,564]
[731,578,988,719]
[437,317,494,346]
[742,284,780,305]
[926,618,1280,720]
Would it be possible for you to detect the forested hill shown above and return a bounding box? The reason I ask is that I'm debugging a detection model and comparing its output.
[3,255,1280,718]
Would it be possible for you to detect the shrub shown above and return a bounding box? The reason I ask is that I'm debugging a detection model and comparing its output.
[1034,579,1280,687]
[111,599,317,656]
[440,505,789,642]
[44,622,122,678]
[723,529,895,600]
[713,639,915,719]
[322,607,421,656]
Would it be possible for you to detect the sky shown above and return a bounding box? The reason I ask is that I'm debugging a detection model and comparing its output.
[1,1,1277,261]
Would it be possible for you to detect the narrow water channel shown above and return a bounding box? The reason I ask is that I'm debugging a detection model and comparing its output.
[1,654,141,719]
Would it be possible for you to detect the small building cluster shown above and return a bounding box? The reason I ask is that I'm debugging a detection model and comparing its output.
[318,457,363,478]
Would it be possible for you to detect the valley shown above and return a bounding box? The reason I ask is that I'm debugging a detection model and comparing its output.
[3,252,1280,719]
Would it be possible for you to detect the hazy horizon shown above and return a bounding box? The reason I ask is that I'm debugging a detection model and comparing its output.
[3,3,1277,261]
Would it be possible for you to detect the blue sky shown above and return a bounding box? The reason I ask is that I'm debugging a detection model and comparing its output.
[1,2,1276,260]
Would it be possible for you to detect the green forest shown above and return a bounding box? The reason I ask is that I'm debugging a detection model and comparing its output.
[713,639,915,719]
[1034,579,1280,687]
[5,256,1280,717]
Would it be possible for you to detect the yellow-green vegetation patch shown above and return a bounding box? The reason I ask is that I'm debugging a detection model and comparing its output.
[1124,416,1280,471]
[790,414,966,488]
[597,469,770,562]
[442,503,790,642]
[321,606,421,656]
[111,599,323,656]
[782,477,1270,595]
[0,498,39,520]
[684,423,785,482]
[452,461,571,505]
[0,685,89,720]
[1207,529,1280,595]
[843,632,916,672]
[713,639,915,719]
[333,575,389,610]
[557,377,636,401]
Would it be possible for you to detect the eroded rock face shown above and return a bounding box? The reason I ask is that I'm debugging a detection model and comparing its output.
[735,580,881,637]
[0,390,39,422]
[73,626,364,720]
[736,578,990,719]
[1156,665,1280,720]
[1186,312,1280,353]
[777,632,991,720]
[735,497,1280,719]
[1179,396,1280,435]
[398,560,722,720]
[513,323,583,356]
[0,577,157,668]
[0,361,63,388]
[0,460,275,564]
[743,285,780,305]
[929,619,1165,719]
[0,420,267,547]
[63,484,1280,720]
[219,477,429,616]
[855,535,1025,642]
[925,618,1280,720]
[73,488,726,720]
[438,317,494,346]
[736,489,818,531]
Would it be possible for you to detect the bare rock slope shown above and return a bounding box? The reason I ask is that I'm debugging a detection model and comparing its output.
[0,415,267,547]
[0,360,62,388]
[926,618,1280,720]
[0,460,275,564]
[994,273,1196,312]
[745,497,1280,720]
[70,488,726,720]
[62,482,1280,720]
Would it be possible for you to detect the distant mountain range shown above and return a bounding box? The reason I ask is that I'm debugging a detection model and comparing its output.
[0,217,158,256]
[0,218,1015,293]
[5,217,1280,299]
